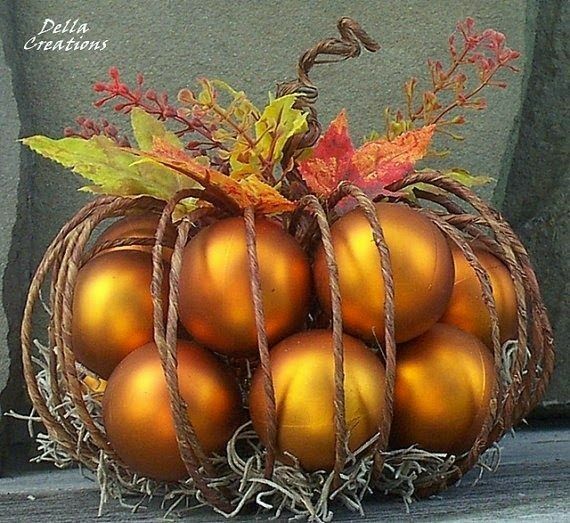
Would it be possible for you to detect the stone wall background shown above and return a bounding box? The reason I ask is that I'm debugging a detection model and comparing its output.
[0,0,567,469]
[503,0,569,414]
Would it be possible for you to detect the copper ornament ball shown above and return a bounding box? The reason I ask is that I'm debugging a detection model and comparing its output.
[441,243,518,347]
[94,213,177,260]
[390,323,496,455]
[178,217,312,356]
[313,202,455,343]
[249,329,386,471]
[102,340,243,481]
[71,249,169,379]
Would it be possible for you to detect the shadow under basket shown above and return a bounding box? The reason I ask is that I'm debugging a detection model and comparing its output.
[20,170,554,520]
[20,17,554,522]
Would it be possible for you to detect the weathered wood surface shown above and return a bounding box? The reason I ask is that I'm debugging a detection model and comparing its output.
[0,426,568,522]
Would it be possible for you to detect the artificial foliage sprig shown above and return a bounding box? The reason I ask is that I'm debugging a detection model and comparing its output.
[71,67,237,167]
[23,76,307,215]
[23,18,520,216]
[64,116,131,147]
[385,17,520,141]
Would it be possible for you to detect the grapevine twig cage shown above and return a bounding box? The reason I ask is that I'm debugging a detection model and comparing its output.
[21,18,554,521]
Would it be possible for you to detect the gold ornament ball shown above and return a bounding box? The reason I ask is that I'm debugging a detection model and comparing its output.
[441,244,518,347]
[72,249,168,379]
[178,217,311,356]
[95,213,177,259]
[313,202,455,343]
[249,329,386,471]
[103,340,243,481]
[390,323,496,455]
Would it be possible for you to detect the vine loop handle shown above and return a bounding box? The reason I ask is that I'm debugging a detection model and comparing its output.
[277,17,380,160]
[296,17,380,85]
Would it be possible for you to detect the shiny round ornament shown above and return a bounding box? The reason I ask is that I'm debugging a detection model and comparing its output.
[72,249,168,379]
[313,202,455,343]
[441,243,518,347]
[178,217,311,356]
[390,323,496,455]
[249,330,386,471]
[103,340,243,481]
[94,213,177,259]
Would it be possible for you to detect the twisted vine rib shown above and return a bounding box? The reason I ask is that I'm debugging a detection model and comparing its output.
[328,182,397,479]
[296,195,348,488]
[244,207,277,478]
[151,191,233,511]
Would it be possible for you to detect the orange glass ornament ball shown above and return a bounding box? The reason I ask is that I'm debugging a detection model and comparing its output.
[313,202,455,343]
[178,217,311,356]
[249,330,386,471]
[94,213,177,258]
[72,249,168,379]
[441,244,518,347]
[103,340,243,481]
[390,323,496,455]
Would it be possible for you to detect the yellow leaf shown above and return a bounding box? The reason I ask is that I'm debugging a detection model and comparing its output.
[230,94,307,180]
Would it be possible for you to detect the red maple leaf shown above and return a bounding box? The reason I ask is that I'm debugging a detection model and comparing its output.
[297,110,355,195]
[298,111,435,201]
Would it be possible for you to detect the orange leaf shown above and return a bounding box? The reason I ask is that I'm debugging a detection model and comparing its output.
[350,124,435,194]
[240,176,298,214]
[298,110,355,196]
[134,137,296,214]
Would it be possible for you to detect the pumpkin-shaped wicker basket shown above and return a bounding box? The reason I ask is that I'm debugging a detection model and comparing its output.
[21,18,554,521]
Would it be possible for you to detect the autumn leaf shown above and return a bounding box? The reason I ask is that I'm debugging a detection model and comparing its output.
[130,107,183,151]
[239,175,298,214]
[178,80,307,182]
[135,138,296,214]
[350,124,435,196]
[21,135,198,212]
[230,94,308,180]
[298,111,435,201]
[297,110,354,195]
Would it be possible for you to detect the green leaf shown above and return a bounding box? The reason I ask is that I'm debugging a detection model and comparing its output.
[402,167,493,202]
[256,94,308,168]
[399,181,444,201]
[131,107,183,151]
[178,80,307,181]
[22,135,198,210]
[445,168,494,187]
[230,94,307,180]
[363,129,382,143]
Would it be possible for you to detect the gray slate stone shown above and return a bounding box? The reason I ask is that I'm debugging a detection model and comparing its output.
[0,0,34,469]
[502,0,570,410]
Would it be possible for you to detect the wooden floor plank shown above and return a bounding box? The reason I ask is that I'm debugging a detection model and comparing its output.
[0,426,568,522]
